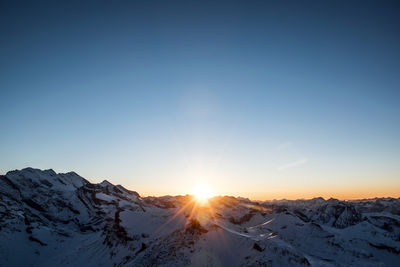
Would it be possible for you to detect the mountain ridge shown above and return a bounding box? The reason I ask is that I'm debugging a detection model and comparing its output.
[0,167,399,266]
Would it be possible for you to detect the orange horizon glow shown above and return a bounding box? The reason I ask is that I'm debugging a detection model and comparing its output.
[136,186,400,202]
[76,169,400,202]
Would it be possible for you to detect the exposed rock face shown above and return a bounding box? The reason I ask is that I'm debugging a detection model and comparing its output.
[0,168,399,266]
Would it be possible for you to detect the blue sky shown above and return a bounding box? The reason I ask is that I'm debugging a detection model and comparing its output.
[1,1,399,199]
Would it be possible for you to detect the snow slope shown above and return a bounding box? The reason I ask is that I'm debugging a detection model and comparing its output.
[0,168,399,266]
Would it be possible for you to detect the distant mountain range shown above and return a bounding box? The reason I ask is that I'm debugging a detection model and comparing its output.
[0,168,399,266]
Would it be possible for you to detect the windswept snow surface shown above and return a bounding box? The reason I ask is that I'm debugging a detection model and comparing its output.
[0,168,399,266]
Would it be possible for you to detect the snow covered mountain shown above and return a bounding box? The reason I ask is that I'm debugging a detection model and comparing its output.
[0,168,399,266]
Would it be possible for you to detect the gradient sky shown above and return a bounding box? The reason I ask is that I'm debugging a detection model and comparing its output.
[1,1,400,200]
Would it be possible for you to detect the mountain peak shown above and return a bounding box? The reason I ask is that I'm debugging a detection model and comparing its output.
[100,180,113,187]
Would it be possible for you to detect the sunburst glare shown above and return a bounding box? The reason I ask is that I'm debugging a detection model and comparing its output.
[193,184,213,203]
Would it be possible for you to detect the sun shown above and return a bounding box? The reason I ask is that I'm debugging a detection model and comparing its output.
[193,184,212,203]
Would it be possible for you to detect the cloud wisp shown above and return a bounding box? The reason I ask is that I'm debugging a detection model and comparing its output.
[278,158,308,171]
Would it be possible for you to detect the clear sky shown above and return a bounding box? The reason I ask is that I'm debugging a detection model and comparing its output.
[1,0,399,200]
